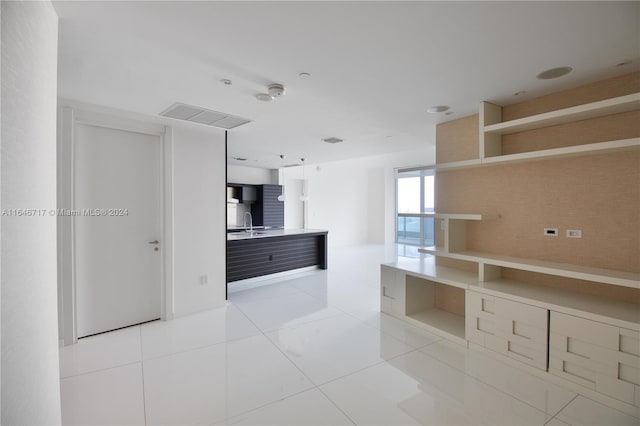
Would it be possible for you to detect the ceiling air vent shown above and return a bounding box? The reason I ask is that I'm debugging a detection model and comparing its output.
[159,102,251,129]
[322,137,343,144]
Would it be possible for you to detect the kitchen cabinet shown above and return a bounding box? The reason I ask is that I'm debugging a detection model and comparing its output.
[251,184,284,228]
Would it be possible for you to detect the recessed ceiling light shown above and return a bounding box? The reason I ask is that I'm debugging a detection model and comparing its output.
[298,72,312,78]
[615,60,632,67]
[255,93,273,102]
[322,137,344,144]
[536,66,572,80]
[220,79,232,85]
[427,105,450,114]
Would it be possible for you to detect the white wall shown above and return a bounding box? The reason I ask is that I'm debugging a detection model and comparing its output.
[1,1,62,423]
[227,165,276,185]
[172,124,227,316]
[284,147,435,247]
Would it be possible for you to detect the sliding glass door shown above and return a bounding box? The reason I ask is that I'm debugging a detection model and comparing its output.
[395,167,435,248]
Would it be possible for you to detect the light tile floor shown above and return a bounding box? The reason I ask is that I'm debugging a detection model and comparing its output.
[60,244,639,425]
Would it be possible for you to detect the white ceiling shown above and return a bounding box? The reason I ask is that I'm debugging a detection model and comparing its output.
[54,1,640,169]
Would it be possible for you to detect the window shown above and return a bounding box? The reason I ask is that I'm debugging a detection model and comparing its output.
[396,167,435,248]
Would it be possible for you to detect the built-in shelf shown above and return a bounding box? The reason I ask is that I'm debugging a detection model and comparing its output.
[435,138,640,170]
[482,138,640,164]
[472,279,639,329]
[425,250,639,289]
[435,213,500,220]
[384,256,478,289]
[406,309,466,343]
[435,158,482,171]
[483,93,640,135]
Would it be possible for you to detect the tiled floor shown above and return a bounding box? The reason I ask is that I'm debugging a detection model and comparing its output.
[59,245,639,425]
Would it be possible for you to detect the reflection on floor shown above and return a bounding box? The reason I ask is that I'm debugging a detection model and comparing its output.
[59,244,639,425]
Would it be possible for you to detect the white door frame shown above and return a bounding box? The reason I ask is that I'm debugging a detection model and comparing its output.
[58,106,174,345]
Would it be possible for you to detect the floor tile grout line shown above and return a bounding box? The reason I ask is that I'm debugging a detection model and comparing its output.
[315,385,358,426]
[60,359,144,380]
[139,331,264,364]
[573,394,640,420]
[417,345,576,419]
[139,326,148,426]
[544,394,578,425]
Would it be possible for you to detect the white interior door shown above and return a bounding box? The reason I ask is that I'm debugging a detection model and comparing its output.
[75,123,162,337]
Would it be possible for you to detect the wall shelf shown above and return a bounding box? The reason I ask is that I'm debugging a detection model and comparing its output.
[421,249,639,289]
[384,256,478,289]
[482,137,640,165]
[435,137,640,170]
[483,93,640,135]
[435,213,500,221]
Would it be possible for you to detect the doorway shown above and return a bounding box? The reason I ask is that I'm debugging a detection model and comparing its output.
[58,107,173,343]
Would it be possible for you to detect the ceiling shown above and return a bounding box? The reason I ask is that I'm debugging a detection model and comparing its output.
[54,1,640,169]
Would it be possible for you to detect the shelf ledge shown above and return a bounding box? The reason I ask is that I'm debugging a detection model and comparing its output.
[435,213,500,220]
[425,249,639,289]
[483,93,640,135]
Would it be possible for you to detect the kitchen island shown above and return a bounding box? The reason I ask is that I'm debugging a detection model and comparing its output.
[226,229,328,282]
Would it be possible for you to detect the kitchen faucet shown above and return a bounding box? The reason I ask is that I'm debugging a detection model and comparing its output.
[243,211,253,233]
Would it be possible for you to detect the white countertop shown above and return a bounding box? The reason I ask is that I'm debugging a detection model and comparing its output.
[227,228,327,241]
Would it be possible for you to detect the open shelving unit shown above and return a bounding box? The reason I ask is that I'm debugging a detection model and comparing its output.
[434,93,640,171]
[386,79,640,413]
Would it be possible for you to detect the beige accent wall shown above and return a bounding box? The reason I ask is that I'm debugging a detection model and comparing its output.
[436,114,479,163]
[437,151,640,272]
[435,73,640,280]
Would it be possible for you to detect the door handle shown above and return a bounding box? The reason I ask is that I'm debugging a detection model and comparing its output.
[148,240,160,245]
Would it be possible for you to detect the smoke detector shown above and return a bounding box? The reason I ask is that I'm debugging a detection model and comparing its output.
[268,83,285,98]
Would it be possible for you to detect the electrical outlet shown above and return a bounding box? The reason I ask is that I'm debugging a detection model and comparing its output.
[199,275,208,285]
[544,228,558,236]
[567,229,582,238]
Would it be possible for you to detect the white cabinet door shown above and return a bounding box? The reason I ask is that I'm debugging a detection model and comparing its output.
[550,312,640,406]
[466,290,548,370]
[466,291,498,348]
[380,265,405,317]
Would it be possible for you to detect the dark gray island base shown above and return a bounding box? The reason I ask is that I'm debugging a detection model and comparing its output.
[226,229,328,282]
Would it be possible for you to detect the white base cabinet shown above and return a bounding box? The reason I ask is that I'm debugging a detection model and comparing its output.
[549,311,640,406]
[380,264,406,318]
[466,291,548,370]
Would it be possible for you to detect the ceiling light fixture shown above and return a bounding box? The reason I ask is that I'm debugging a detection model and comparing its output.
[536,66,572,80]
[298,72,312,78]
[322,137,343,144]
[615,60,632,67]
[427,105,450,114]
[220,79,232,85]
